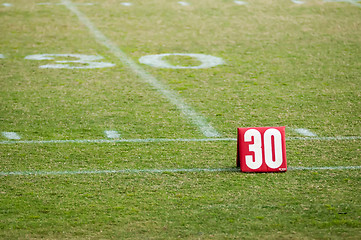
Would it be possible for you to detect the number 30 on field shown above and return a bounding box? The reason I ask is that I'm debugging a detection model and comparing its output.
[237,127,287,172]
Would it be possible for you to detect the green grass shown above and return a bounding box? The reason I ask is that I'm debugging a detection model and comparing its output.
[1,0,361,239]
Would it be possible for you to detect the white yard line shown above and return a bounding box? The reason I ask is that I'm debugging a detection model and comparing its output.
[1,165,360,177]
[61,0,220,138]
[1,136,360,144]
[0,137,236,144]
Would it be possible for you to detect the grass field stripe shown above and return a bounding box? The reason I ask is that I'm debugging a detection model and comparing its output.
[1,136,361,144]
[61,0,221,138]
[1,166,360,177]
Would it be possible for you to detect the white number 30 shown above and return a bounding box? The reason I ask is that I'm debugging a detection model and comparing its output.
[25,54,115,69]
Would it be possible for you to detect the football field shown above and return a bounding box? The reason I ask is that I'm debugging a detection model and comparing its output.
[1,0,360,238]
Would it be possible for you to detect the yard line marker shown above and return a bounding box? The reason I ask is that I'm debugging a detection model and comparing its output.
[2,132,21,140]
[0,136,360,145]
[293,128,317,137]
[104,130,121,139]
[1,166,360,177]
[61,0,221,138]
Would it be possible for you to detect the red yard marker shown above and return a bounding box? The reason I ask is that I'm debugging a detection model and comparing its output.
[237,127,287,172]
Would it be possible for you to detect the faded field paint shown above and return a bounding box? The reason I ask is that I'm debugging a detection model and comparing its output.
[294,128,317,137]
[61,0,221,137]
[178,1,190,6]
[104,130,121,139]
[291,0,304,4]
[25,54,115,69]
[234,1,248,5]
[139,53,224,69]
[2,132,21,140]
[120,2,132,6]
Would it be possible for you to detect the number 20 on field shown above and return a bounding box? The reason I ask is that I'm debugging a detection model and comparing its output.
[237,127,287,173]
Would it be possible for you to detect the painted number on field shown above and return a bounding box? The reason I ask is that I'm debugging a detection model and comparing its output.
[25,54,115,69]
[237,127,287,172]
[139,53,224,69]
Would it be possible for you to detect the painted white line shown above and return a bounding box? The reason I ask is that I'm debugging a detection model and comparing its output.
[234,1,248,5]
[1,165,360,177]
[291,0,304,4]
[0,138,236,145]
[178,1,190,6]
[0,136,360,145]
[104,130,121,139]
[2,3,12,7]
[0,168,238,176]
[294,128,317,137]
[120,2,132,6]
[288,166,361,171]
[61,0,221,138]
[2,132,21,140]
[287,136,361,140]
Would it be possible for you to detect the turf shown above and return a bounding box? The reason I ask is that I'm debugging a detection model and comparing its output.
[1,0,360,239]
